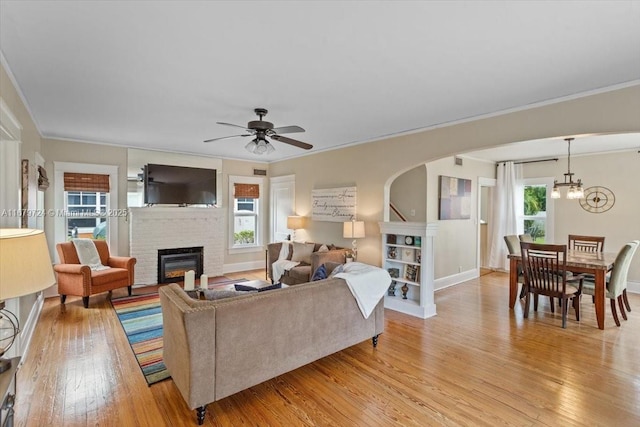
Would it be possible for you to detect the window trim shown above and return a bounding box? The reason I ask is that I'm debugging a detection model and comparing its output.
[228,175,264,254]
[518,177,555,243]
[54,162,119,258]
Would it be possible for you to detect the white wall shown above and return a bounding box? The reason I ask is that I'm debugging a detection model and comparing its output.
[523,149,640,282]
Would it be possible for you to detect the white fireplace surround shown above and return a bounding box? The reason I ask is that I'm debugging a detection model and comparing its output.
[129,207,224,285]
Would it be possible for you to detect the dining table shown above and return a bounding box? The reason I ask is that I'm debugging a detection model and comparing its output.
[508,249,617,330]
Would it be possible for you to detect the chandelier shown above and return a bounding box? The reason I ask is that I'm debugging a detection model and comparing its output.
[551,137,584,199]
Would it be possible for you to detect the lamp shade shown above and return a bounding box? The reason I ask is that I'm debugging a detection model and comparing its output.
[0,229,56,300]
[287,216,305,230]
[343,221,365,239]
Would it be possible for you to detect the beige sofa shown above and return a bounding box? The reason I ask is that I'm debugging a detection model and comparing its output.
[159,277,384,425]
[266,241,348,285]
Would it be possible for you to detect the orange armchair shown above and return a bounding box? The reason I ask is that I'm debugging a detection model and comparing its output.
[54,240,136,308]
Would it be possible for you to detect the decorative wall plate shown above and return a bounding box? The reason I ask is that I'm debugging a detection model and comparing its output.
[579,186,615,213]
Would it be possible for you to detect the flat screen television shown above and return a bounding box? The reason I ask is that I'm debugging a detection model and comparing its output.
[144,164,217,206]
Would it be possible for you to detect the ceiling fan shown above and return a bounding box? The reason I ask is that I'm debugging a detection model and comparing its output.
[204,108,313,154]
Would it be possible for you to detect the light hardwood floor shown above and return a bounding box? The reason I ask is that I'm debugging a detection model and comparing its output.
[14,271,640,426]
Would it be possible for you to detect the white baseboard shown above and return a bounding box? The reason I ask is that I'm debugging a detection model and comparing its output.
[17,292,45,363]
[223,260,266,275]
[435,268,478,291]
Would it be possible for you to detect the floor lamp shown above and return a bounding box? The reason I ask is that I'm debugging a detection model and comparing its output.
[0,229,56,373]
[343,220,365,260]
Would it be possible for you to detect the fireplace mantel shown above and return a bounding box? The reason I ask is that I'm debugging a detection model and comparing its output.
[129,207,224,285]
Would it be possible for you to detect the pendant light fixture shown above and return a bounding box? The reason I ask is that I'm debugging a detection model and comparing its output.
[551,137,584,199]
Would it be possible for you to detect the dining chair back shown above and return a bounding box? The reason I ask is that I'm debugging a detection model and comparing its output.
[518,234,534,243]
[504,235,526,298]
[568,234,605,252]
[520,242,582,328]
[583,241,638,326]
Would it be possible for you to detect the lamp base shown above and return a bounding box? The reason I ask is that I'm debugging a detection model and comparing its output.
[0,358,11,374]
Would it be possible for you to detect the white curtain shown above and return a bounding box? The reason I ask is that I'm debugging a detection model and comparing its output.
[487,161,523,271]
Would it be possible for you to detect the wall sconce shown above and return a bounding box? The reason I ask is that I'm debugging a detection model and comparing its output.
[287,216,305,241]
[343,220,365,260]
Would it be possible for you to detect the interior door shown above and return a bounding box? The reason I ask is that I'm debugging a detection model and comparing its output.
[269,175,295,243]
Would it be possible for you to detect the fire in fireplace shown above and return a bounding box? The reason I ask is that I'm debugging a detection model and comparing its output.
[158,246,203,284]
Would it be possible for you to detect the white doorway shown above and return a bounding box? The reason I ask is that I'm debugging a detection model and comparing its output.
[269,175,295,243]
[477,177,496,275]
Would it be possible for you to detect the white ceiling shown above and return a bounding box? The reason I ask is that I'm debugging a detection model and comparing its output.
[1,1,640,163]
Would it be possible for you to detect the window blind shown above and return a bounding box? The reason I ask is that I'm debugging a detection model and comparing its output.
[234,183,259,199]
[63,173,110,192]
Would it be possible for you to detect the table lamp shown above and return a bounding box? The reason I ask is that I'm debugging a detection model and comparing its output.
[287,216,305,242]
[343,220,365,260]
[0,228,56,373]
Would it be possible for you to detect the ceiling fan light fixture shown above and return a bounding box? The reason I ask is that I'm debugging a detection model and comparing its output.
[245,140,256,153]
[254,139,268,155]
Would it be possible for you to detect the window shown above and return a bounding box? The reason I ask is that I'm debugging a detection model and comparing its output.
[65,191,108,239]
[54,164,118,255]
[518,178,554,243]
[228,176,264,252]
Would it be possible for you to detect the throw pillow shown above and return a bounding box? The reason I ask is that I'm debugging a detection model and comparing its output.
[291,242,315,264]
[311,264,328,281]
[234,283,282,292]
[318,244,329,252]
[328,244,337,250]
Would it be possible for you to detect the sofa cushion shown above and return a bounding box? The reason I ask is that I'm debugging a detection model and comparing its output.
[291,242,315,264]
[311,264,328,281]
[287,265,312,282]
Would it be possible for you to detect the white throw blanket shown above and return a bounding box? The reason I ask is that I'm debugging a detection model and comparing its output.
[272,259,299,284]
[271,241,299,283]
[72,238,110,271]
[335,262,391,318]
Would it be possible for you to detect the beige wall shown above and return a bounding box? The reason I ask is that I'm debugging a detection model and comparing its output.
[523,149,640,280]
[425,157,495,279]
[41,138,129,255]
[270,85,640,277]
[390,164,426,222]
[1,63,43,325]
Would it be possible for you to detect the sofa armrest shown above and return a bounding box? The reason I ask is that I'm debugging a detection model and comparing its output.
[311,249,347,278]
[108,256,136,269]
[266,242,284,283]
[54,263,91,276]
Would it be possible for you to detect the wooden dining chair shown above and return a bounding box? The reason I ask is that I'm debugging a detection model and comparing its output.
[520,242,583,328]
[504,235,526,299]
[568,234,605,252]
[581,241,638,326]
[518,233,533,243]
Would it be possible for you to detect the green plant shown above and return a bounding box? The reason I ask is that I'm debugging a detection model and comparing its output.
[234,230,255,244]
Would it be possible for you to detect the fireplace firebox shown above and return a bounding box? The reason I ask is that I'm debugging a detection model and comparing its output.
[158,246,203,284]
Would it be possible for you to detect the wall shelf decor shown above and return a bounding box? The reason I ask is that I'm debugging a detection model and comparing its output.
[438,176,471,220]
[311,186,356,222]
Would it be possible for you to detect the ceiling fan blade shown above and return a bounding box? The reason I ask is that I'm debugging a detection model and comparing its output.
[203,134,251,143]
[271,125,305,134]
[271,134,313,150]
[216,122,251,131]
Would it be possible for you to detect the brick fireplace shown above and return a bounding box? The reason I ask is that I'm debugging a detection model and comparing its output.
[129,207,224,285]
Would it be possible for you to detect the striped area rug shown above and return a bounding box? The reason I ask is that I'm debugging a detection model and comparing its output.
[111,277,246,386]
